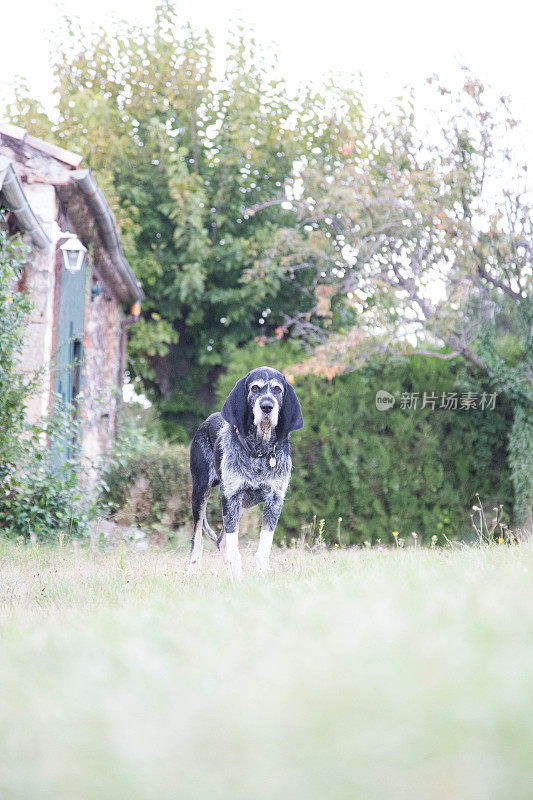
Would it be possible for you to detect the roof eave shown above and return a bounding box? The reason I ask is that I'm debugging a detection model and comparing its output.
[0,155,50,249]
[0,122,83,168]
[70,169,145,304]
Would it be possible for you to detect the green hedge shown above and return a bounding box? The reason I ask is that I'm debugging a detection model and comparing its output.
[281,356,513,544]
[100,439,192,533]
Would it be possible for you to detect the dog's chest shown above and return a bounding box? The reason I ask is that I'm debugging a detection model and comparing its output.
[220,447,290,497]
[242,456,278,486]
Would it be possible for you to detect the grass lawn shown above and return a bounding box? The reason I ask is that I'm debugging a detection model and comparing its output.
[1,538,533,799]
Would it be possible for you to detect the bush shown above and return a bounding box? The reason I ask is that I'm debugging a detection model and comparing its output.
[100,416,192,536]
[282,355,513,544]
[0,221,33,472]
[0,404,98,540]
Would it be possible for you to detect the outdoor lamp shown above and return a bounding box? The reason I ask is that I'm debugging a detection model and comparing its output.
[59,233,87,274]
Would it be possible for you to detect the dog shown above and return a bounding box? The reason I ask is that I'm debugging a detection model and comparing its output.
[188,367,304,577]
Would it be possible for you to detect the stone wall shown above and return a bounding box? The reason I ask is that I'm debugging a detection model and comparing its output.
[13,183,126,480]
[19,183,57,426]
[80,279,123,474]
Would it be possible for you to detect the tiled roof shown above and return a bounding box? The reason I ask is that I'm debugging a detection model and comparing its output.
[0,122,83,168]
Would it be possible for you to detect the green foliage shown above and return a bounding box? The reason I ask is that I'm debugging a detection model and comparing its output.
[0,223,33,469]
[275,355,514,544]
[215,339,305,405]
[100,414,191,533]
[508,405,533,528]
[0,404,98,540]
[474,329,533,527]
[126,315,178,385]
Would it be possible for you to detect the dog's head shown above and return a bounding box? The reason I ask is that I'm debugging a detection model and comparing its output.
[221,367,304,443]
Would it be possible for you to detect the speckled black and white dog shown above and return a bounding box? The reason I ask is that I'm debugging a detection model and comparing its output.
[189,367,303,577]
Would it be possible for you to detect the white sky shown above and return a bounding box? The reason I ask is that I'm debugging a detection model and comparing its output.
[0,0,531,153]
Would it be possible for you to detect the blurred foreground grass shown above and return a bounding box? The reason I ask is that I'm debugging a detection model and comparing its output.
[1,539,533,799]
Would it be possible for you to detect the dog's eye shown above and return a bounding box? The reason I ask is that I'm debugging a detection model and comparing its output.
[251,385,260,392]
[272,385,282,393]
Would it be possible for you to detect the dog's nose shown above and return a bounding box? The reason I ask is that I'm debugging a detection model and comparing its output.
[260,399,274,414]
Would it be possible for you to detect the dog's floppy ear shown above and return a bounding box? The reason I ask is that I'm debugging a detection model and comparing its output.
[221,376,248,432]
[277,380,304,442]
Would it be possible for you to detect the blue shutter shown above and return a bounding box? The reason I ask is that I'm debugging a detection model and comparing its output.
[53,258,87,466]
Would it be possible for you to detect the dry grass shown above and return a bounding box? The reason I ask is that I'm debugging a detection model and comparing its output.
[1,538,533,799]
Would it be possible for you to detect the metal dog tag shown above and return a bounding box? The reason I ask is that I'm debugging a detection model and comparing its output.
[269,456,276,468]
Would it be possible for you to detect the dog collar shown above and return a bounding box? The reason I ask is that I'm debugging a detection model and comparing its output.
[234,427,277,467]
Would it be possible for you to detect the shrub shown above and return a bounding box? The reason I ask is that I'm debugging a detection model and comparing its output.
[0,221,33,471]
[100,415,192,536]
[0,404,98,540]
[282,355,513,544]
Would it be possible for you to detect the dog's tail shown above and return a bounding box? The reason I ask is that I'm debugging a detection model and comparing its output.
[203,516,219,548]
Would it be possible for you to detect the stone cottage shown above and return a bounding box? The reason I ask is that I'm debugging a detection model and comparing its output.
[0,122,144,469]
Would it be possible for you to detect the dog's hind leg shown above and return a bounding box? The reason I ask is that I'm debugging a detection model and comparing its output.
[189,434,216,575]
[188,485,209,575]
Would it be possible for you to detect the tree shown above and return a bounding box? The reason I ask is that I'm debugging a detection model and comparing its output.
[259,77,532,525]
[6,1,364,436]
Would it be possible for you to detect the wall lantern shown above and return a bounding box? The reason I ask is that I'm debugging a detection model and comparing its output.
[59,232,87,275]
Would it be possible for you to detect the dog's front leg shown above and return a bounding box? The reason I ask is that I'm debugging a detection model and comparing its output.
[255,492,283,575]
[221,491,242,579]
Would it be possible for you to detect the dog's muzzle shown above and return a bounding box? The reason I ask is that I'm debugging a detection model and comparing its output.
[260,398,274,415]
[254,395,279,435]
